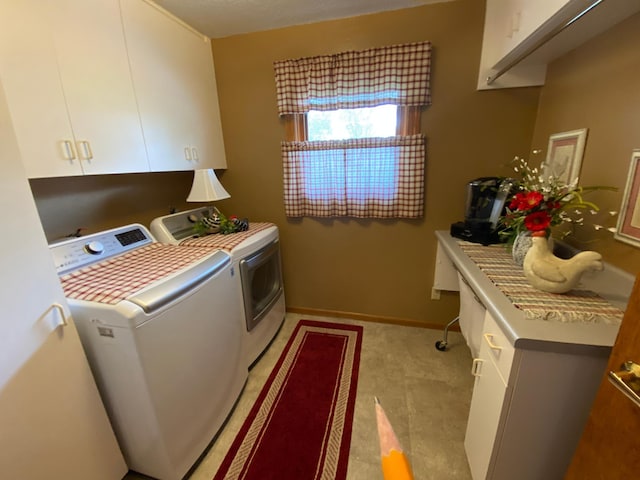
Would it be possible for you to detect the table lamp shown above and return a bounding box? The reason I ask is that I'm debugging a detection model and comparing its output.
[187,168,230,203]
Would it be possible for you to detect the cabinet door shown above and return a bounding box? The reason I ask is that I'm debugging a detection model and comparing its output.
[464,342,510,480]
[122,0,227,172]
[189,34,227,170]
[501,0,571,56]
[50,0,149,175]
[0,0,149,177]
[0,1,83,178]
[0,81,127,480]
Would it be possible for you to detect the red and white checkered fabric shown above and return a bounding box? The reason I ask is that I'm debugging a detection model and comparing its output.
[282,134,425,218]
[179,222,275,250]
[274,41,432,115]
[60,243,214,305]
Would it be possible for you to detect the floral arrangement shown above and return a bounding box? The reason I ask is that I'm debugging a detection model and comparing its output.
[498,156,616,245]
[193,210,249,236]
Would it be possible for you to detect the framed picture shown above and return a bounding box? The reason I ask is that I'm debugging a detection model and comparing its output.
[542,128,588,185]
[615,150,640,248]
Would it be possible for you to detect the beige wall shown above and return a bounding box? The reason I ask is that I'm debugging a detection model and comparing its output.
[28,0,542,327]
[30,171,195,243]
[530,12,640,274]
[24,2,640,327]
[210,0,540,325]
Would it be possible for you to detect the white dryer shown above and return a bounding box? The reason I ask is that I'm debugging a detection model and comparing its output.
[50,224,247,480]
[150,207,285,367]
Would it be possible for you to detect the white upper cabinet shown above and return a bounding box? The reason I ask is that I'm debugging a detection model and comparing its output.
[0,0,150,178]
[0,0,227,178]
[477,0,640,90]
[498,0,571,59]
[121,0,227,171]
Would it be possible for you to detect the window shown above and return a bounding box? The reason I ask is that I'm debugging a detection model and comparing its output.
[274,42,432,218]
[307,105,398,141]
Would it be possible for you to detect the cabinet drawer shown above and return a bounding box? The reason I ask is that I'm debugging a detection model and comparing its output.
[482,311,515,384]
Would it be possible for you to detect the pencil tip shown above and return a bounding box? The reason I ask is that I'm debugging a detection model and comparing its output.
[374,396,380,405]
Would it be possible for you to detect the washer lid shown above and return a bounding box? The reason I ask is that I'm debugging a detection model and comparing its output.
[58,243,224,309]
[127,250,230,313]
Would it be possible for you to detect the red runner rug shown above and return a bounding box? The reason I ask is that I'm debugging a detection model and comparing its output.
[213,319,363,480]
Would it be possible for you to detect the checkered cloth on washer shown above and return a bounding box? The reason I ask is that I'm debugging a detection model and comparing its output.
[179,222,275,251]
[459,242,624,324]
[60,243,214,305]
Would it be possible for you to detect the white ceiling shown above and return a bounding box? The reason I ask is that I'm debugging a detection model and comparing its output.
[154,0,453,38]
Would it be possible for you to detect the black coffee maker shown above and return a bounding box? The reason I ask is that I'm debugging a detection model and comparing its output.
[450,177,513,245]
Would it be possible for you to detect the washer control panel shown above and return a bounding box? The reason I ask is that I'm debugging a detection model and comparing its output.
[150,207,213,243]
[50,224,154,275]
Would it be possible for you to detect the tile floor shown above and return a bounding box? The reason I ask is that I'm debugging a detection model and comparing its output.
[125,313,474,479]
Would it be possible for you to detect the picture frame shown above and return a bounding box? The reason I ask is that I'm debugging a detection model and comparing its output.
[615,150,640,248]
[542,128,588,185]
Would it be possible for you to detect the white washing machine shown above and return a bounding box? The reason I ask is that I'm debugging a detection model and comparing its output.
[150,207,285,367]
[50,224,247,480]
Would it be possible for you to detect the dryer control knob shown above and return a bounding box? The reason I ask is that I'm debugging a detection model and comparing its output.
[85,241,105,255]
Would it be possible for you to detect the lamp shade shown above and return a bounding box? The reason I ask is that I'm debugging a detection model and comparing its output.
[186,169,230,202]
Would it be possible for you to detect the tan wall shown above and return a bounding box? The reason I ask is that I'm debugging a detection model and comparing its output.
[30,172,195,243]
[210,0,540,325]
[530,12,640,274]
[27,0,541,326]
[24,2,640,327]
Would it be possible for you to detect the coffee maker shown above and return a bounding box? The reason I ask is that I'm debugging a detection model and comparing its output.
[450,177,513,245]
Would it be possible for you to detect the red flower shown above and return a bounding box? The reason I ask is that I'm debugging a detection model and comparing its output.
[509,191,544,211]
[509,192,526,210]
[524,211,552,231]
[522,191,544,209]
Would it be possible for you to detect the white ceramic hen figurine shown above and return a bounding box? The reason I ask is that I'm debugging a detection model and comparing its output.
[523,231,604,294]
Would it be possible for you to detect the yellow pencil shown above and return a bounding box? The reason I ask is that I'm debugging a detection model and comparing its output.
[374,396,414,480]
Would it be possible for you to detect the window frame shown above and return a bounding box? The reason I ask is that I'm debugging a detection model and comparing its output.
[283,106,422,142]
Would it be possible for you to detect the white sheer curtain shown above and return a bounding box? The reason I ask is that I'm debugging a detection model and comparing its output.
[274,42,432,218]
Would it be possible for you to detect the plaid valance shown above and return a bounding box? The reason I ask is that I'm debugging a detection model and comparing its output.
[282,134,425,218]
[274,41,432,115]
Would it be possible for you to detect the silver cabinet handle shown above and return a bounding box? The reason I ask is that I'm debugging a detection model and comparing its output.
[608,361,640,408]
[184,146,192,161]
[78,141,93,160]
[191,147,199,161]
[62,140,76,160]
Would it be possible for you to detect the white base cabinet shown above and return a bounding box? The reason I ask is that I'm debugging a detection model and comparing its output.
[465,311,608,480]
[434,231,632,480]
[465,333,510,480]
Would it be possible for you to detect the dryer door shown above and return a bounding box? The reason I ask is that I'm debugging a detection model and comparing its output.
[240,239,284,332]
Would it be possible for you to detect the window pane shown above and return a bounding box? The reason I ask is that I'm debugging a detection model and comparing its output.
[307,105,397,141]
